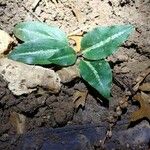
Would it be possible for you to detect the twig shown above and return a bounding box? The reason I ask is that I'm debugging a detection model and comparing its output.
[22,4,43,22]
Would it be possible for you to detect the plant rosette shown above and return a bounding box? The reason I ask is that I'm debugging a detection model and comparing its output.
[8,21,134,99]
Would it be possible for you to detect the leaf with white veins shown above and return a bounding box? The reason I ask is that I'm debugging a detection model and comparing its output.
[81,25,134,60]
[79,60,112,98]
[48,46,77,66]
[8,39,76,66]
[13,21,68,45]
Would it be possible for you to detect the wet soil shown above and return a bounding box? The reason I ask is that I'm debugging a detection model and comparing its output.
[0,0,150,149]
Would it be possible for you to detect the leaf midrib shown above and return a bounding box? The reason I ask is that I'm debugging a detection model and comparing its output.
[83,61,104,91]
[82,28,131,54]
[13,48,59,57]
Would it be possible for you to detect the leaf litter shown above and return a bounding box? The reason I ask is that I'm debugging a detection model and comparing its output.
[139,83,150,92]
[130,68,150,123]
[9,112,26,134]
[68,34,83,53]
[73,90,88,108]
[130,92,150,122]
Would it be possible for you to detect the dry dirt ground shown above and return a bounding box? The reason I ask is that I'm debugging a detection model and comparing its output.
[0,0,150,149]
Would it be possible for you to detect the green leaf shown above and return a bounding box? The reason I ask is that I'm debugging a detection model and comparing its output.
[79,60,112,98]
[48,46,77,66]
[81,25,134,60]
[13,21,68,44]
[8,38,77,66]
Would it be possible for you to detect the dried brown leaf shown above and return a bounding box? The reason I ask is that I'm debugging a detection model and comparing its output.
[73,90,88,108]
[130,92,150,122]
[68,35,83,52]
[9,112,26,134]
[139,83,150,92]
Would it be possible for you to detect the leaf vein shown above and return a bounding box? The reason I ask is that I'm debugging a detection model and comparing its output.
[84,61,103,90]
[13,48,59,57]
[83,28,131,53]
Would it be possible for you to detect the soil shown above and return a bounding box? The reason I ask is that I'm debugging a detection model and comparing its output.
[0,0,150,149]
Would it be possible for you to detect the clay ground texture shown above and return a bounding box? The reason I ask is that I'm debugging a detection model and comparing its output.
[0,0,150,149]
